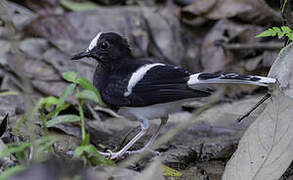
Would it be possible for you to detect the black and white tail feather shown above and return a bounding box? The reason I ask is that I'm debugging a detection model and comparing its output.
[187,72,276,89]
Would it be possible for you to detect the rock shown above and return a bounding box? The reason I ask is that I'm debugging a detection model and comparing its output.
[0,40,10,66]
[0,95,24,116]
[20,38,49,59]
[8,156,139,180]
[179,160,225,180]
[3,1,36,30]
[43,48,95,82]
[0,138,16,174]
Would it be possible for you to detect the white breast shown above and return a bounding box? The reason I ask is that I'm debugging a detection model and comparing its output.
[118,98,198,121]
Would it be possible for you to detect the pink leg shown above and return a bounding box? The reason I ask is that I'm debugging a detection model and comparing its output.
[98,118,149,160]
[126,116,168,155]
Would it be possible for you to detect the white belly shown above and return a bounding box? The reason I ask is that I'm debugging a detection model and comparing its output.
[118,98,198,121]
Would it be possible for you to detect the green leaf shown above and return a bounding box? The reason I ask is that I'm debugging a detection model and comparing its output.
[271,27,285,39]
[43,96,61,109]
[256,28,277,38]
[62,71,78,83]
[287,33,293,41]
[272,27,281,33]
[0,142,31,158]
[162,165,183,177]
[74,145,114,166]
[34,136,57,160]
[59,83,76,104]
[281,26,292,34]
[0,165,25,180]
[74,145,86,158]
[46,115,80,127]
[76,77,97,93]
[60,0,100,11]
[46,103,70,120]
[76,90,100,103]
[34,136,57,146]
[81,134,90,146]
[76,77,103,104]
[13,115,26,136]
[0,91,19,96]
[31,98,45,116]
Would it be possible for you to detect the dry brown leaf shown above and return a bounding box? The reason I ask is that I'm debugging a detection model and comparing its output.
[181,0,280,25]
[24,7,149,56]
[143,7,184,65]
[201,19,262,72]
[25,0,63,15]
[223,90,293,180]
[268,43,293,98]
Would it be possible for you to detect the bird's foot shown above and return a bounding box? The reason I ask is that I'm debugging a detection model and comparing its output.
[103,150,128,160]
[98,148,160,160]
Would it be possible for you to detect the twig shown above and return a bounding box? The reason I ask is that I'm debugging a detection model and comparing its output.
[86,104,101,122]
[220,42,283,50]
[237,93,271,122]
[281,0,293,45]
[94,106,123,118]
[78,99,86,142]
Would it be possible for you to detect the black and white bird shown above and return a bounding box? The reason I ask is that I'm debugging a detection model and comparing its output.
[71,32,276,159]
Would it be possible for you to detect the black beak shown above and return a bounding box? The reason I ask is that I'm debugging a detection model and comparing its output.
[71,50,90,60]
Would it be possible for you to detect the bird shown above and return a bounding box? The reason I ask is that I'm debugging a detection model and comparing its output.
[71,32,276,160]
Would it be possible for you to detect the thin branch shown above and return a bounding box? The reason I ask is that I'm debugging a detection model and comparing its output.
[86,104,101,122]
[220,42,283,50]
[237,93,271,122]
[281,0,293,45]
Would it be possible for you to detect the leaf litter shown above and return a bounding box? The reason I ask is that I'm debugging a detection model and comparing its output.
[223,89,293,180]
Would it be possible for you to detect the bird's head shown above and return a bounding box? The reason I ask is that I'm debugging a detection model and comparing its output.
[71,32,132,62]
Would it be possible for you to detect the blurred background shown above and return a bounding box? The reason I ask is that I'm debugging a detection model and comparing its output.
[0,0,288,179]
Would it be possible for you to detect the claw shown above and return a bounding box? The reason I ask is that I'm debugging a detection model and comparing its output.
[106,149,113,158]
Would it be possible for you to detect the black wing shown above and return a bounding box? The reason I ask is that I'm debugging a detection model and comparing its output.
[127,65,210,106]
[101,64,211,107]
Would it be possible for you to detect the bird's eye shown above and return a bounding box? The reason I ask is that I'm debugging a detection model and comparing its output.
[100,41,110,50]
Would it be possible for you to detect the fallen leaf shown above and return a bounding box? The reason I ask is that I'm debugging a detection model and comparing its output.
[24,7,149,55]
[143,6,184,65]
[25,0,62,15]
[244,55,263,71]
[268,43,293,98]
[181,0,281,25]
[223,90,293,180]
[201,19,264,72]
[4,1,36,29]
[162,164,183,177]
[46,114,80,127]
